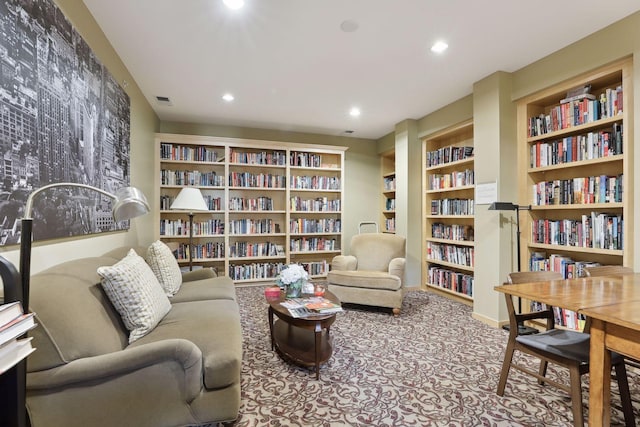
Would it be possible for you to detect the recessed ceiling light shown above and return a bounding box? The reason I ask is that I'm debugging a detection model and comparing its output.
[431,40,448,54]
[223,0,244,10]
[349,107,361,117]
[340,20,359,33]
[222,93,235,102]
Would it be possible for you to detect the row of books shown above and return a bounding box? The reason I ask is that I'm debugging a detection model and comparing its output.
[174,242,225,260]
[530,300,587,331]
[383,176,396,191]
[529,124,623,168]
[228,219,280,235]
[426,242,474,268]
[229,149,287,166]
[0,301,36,375]
[290,175,341,190]
[298,261,329,277]
[385,198,395,211]
[429,198,474,216]
[290,197,341,212]
[161,170,225,187]
[431,223,474,242]
[229,172,286,188]
[160,219,225,237]
[161,195,223,211]
[531,174,623,206]
[426,146,474,168]
[289,218,341,234]
[427,266,474,297]
[229,196,274,211]
[429,169,474,190]
[228,262,286,281]
[289,151,325,168]
[229,241,283,258]
[160,143,221,163]
[290,237,338,252]
[528,86,623,137]
[529,252,600,279]
[530,213,623,250]
[384,218,395,232]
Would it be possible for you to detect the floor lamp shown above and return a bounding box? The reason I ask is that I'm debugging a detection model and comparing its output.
[16,183,149,427]
[169,188,208,271]
[489,201,537,335]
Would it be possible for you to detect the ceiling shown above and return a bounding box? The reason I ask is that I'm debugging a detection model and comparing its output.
[82,0,640,140]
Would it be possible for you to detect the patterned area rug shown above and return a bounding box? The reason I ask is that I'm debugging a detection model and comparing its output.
[228,286,640,426]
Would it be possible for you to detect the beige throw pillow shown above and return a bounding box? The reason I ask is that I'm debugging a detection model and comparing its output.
[146,240,183,296]
[98,249,171,343]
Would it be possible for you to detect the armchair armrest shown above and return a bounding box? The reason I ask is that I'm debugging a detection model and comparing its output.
[182,267,217,282]
[389,257,406,283]
[331,255,357,271]
[27,339,203,401]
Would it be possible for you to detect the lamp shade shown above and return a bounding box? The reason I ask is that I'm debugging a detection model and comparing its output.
[170,188,209,212]
[113,186,151,222]
[488,202,517,211]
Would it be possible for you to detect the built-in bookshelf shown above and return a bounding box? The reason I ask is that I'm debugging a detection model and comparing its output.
[422,120,475,304]
[155,134,347,284]
[381,150,396,233]
[516,58,633,330]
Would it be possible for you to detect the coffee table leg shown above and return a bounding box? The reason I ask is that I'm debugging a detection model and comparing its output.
[268,306,275,351]
[314,322,321,380]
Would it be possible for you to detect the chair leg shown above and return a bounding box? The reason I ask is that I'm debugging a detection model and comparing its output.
[537,360,548,386]
[497,341,516,396]
[613,361,635,427]
[568,364,584,427]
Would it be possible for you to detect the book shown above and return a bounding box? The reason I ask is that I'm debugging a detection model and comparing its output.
[0,312,36,346]
[0,301,24,326]
[0,337,35,374]
[305,300,343,313]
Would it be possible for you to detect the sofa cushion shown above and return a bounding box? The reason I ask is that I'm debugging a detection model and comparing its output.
[326,270,402,291]
[98,249,171,343]
[128,299,242,390]
[27,257,129,372]
[171,276,237,303]
[146,240,183,296]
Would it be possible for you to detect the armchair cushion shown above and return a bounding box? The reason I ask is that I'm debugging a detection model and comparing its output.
[97,249,171,343]
[327,270,402,291]
[330,255,357,271]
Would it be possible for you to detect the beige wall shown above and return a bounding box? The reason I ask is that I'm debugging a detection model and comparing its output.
[0,0,159,274]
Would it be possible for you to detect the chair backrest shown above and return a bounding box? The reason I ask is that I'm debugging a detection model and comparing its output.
[507,271,563,284]
[584,265,634,277]
[350,233,406,271]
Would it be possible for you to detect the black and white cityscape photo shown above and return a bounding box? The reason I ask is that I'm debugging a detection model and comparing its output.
[0,0,131,245]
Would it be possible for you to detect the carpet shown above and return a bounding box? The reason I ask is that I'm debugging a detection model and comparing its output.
[227,286,640,426]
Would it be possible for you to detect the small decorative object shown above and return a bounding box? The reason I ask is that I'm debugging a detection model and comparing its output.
[275,264,309,298]
[264,286,281,300]
[314,283,326,296]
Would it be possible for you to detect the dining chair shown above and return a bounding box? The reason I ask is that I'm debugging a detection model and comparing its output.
[497,271,634,427]
[584,265,634,277]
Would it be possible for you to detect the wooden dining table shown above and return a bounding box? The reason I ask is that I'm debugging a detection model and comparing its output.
[494,274,640,427]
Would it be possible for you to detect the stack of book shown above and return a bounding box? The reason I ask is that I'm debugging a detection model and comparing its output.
[280,297,343,318]
[0,301,36,374]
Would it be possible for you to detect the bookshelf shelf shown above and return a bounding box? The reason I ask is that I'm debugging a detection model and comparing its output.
[517,58,632,330]
[156,134,346,283]
[381,151,396,234]
[422,119,475,302]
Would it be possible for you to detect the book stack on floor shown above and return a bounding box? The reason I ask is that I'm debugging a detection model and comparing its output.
[0,301,36,374]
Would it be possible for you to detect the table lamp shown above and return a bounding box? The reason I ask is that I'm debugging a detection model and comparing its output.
[169,187,209,271]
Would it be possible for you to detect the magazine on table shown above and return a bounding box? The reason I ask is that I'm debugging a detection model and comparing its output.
[280,297,343,317]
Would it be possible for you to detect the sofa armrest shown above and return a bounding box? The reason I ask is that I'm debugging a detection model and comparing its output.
[182,267,217,282]
[27,339,203,401]
[331,255,357,271]
[389,258,406,284]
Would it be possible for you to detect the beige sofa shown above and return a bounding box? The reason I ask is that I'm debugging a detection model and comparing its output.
[25,247,242,427]
[327,233,406,315]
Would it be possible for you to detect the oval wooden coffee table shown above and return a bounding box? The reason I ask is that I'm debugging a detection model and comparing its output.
[267,290,340,379]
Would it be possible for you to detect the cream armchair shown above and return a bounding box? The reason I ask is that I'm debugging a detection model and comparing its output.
[327,233,406,315]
